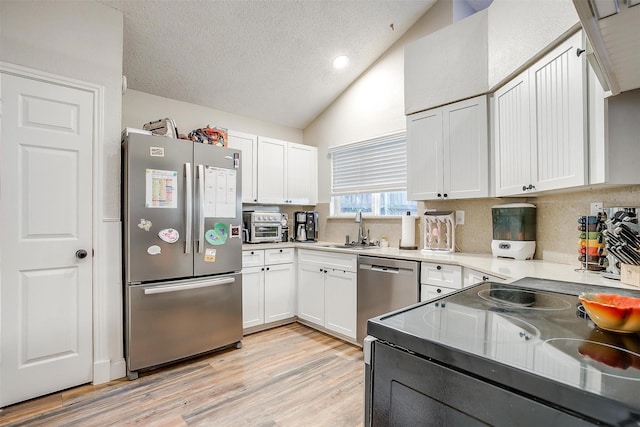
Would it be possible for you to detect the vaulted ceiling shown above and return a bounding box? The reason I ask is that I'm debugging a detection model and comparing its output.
[99,0,438,129]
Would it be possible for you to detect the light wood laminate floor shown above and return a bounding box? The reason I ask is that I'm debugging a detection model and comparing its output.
[0,323,364,426]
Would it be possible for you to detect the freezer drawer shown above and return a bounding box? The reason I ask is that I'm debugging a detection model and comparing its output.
[125,273,242,375]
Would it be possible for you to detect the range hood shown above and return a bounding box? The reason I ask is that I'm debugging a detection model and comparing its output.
[573,0,640,95]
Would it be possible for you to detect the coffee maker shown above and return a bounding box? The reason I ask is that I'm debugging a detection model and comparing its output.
[294,211,318,242]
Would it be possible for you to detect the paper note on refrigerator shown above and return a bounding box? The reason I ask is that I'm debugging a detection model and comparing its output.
[145,169,178,208]
[203,166,237,218]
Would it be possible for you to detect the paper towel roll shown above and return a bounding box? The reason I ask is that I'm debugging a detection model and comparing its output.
[400,213,416,249]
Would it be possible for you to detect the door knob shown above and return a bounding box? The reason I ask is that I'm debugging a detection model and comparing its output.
[75,249,88,259]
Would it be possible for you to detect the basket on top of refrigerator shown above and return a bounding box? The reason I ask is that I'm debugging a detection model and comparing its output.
[142,117,179,138]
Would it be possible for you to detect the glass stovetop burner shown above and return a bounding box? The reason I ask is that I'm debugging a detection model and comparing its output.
[478,286,573,310]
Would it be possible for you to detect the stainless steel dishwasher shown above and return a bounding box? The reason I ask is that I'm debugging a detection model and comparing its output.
[357,255,419,344]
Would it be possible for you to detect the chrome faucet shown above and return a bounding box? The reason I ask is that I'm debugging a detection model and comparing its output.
[355,210,367,245]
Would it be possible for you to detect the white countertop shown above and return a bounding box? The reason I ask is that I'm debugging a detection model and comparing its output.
[243,241,640,292]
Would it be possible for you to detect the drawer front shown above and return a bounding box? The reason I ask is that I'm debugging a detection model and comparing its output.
[420,284,458,302]
[297,249,357,272]
[242,249,265,268]
[265,247,295,265]
[421,262,462,288]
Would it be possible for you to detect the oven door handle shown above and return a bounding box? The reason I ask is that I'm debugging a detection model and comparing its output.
[144,277,236,295]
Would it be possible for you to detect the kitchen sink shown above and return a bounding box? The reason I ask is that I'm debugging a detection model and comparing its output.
[328,244,380,250]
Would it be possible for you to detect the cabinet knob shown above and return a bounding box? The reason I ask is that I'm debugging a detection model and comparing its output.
[436,288,442,293]
[280,249,283,252]
[250,251,254,255]
[436,265,442,270]
[253,199,257,202]
[522,185,528,191]
[261,267,265,271]
[437,193,442,198]
[266,267,270,271]
[443,193,448,198]
[576,48,585,57]
[482,275,489,281]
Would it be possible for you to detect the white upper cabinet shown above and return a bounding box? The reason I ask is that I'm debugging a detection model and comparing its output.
[287,143,318,205]
[257,137,317,205]
[257,137,288,204]
[408,95,489,201]
[405,1,578,114]
[227,130,258,203]
[494,31,586,196]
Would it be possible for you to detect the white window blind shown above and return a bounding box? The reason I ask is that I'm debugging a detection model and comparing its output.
[329,131,407,195]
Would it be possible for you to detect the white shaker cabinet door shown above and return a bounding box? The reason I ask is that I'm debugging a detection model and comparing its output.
[228,130,258,203]
[297,263,325,326]
[324,270,357,339]
[407,108,443,200]
[242,266,265,329]
[257,136,287,204]
[442,95,488,199]
[287,142,317,205]
[264,263,296,323]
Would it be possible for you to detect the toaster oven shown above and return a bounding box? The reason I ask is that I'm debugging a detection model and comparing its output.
[243,211,282,243]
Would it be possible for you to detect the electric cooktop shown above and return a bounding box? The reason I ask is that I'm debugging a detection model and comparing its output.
[367,277,640,425]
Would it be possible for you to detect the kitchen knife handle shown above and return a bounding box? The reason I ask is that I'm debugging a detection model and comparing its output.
[197,164,205,253]
[185,162,192,254]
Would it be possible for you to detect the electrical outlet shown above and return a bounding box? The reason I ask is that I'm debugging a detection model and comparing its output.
[590,202,603,216]
[456,210,465,225]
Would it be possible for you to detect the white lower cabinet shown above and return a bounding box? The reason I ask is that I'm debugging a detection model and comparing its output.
[242,248,295,330]
[420,261,463,302]
[463,268,506,287]
[297,249,357,341]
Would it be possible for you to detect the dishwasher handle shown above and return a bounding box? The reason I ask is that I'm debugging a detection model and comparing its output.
[370,265,400,274]
[144,277,235,295]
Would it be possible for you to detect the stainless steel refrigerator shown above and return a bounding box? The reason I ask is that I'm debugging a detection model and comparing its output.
[122,131,243,379]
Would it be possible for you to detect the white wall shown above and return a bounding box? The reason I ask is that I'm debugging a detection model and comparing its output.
[122,90,303,144]
[304,0,454,203]
[1,0,125,382]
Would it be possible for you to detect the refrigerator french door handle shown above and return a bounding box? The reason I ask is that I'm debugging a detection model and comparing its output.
[143,277,236,295]
[197,164,205,253]
[185,162,192,254]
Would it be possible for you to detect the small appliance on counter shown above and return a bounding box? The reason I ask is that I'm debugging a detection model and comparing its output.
[242,211,282,243]
[491,203,536,260]
[422,211,455,253]
[294,211,318,242]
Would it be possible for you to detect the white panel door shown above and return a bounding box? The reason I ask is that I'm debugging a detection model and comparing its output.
[257,137,287,204]
[494,70,532,196]
[287,143,317,205]
[442,95,488,199]
[228,130,258,203]
[324,270,356,339]
[406,109,443,200]
[529,31,586,192]
[297,263,325,325]
[1,73,94,406]
[241,266,264,329]
[264,263,295,323]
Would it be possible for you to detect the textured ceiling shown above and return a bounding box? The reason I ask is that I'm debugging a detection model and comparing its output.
[99,0,437,129]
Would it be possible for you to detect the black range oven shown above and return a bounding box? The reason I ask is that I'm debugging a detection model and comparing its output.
[365,278,640,426]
